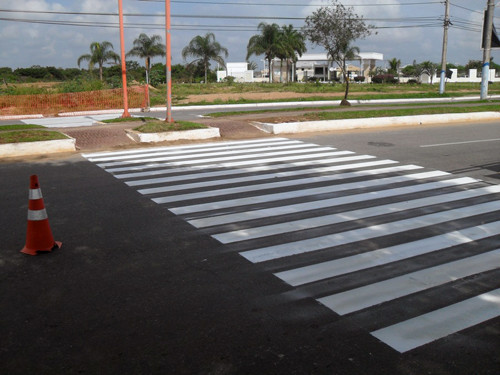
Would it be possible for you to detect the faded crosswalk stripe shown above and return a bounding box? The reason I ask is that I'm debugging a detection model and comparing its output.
[83,138,500,353]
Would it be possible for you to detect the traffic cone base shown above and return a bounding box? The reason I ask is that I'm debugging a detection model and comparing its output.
[20,175,62,256]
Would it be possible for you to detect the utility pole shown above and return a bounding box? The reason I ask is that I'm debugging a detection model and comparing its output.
[481,0,495,99]
[439,0,450,94]
[118,0,130,118]
[165,0,173,123]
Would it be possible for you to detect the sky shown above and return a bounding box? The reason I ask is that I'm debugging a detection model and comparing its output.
[1,0,499,71]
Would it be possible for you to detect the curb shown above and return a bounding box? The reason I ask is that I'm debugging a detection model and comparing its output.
[0,137,76,158]
[253,112,500,134]
[125,127,221,143]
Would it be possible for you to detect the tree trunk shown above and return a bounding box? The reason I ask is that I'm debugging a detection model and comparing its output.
[341,67,351,106]
[268,58,272,83]
[205,61,208,84]
[145,57,150,110]
[99,64,103,81]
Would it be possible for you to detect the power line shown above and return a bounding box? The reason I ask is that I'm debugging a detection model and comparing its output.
[138,0,442,6]
[0,15,444,31]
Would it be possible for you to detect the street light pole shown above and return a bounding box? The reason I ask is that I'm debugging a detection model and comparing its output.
[165,0,173,122]
[118,0,130,118]
[481,0,495,99]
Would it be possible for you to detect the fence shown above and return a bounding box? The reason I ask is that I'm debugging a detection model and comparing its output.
[0,86,146,116]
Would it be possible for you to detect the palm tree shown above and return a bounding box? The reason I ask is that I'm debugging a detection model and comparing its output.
[182,33,228,84]
[77,41,120,81]
[387,57,401,78]
[278,25,306,82]
[127,33,165,108]
[246,22,281,83]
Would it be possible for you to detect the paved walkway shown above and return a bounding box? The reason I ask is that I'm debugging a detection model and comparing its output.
[55,118,271,152]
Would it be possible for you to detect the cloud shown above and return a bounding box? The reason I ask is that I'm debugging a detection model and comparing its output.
[0,0,498,69]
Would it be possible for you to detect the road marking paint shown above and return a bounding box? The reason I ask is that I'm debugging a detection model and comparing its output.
[167,164,424,213]
[213,178,484,243]
[318,249,500,315]
[156,168,441,205]
[97,144,331,168]
[420,138,500,148]
[275,220,500,286]
[240,200,500,263]
[371,288,500,353]
[132,154,373,191]
[190,177,476,228]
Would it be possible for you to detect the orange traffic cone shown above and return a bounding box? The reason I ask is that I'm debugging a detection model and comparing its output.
[21,175,62,256]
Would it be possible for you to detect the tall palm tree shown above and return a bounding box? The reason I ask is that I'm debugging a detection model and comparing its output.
[278,25,306,82]
[246,22,281,83]
[127,33,165,108]
[77,41,120,81]
[182,33,228,84]
[387,57,401,78]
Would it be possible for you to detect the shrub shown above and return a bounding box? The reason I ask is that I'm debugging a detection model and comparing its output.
[371,74,398,84]
[354,76,366,82]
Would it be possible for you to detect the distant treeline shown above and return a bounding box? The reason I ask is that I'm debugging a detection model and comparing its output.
[0,60,216,93]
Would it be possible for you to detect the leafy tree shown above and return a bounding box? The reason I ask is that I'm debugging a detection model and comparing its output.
[127,33,165,108]
[246,22,281,83]
[182,33,228,84]
[304,0,372,104]
[278,24,307,82]
[77,41,120,81]
[247,61,258,71]
[420,61,438,83]
[465,60,482,71]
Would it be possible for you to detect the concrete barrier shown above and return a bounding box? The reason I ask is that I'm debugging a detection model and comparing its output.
[125,127,220,143]
[253,112,500,134]
[0,137,76,158]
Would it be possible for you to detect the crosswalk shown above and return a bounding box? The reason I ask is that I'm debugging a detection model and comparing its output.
[83,138,500,353]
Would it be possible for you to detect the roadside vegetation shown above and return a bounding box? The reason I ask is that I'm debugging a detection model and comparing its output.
[0,124,68,144]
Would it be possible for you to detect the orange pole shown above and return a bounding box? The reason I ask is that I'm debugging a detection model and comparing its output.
[165,0,173,122]
[118,0,130,117]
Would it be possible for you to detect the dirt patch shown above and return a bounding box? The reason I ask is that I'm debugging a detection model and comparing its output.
[177,91,345,104]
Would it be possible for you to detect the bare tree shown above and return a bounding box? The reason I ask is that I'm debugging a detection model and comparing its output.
[304,0,372,104]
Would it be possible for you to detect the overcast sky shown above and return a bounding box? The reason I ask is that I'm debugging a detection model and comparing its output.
[1,0,499,70]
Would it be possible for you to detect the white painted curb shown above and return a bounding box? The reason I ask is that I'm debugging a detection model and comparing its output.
[0,137,76,158]
[125,127,220,143]
[0,114,44,120]
[253,112,500,134]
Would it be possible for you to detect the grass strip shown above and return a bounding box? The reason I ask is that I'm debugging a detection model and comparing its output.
[304,104,500,121]
[207,101,499,118]
[134,120,207,133]
[101,116,158,123]
[0,124,45,131]
[0,130,68,144]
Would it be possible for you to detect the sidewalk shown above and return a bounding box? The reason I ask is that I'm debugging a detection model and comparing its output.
[55,117,271,152]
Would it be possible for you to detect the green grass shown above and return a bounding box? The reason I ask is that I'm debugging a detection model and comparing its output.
[101,116,158,123]
[134,120,207,133]
[207,101,500,118]
[0,124,45,131]
[303,104,500,122]
[0,130,68,144]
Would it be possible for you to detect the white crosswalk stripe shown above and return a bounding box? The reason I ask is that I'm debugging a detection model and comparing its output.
[83,138,500,353]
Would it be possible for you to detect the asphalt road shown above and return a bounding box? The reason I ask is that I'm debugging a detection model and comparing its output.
[294,120,500,184]
[0,121,499,374]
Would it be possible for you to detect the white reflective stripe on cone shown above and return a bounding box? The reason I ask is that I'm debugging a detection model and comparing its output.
[28,209,48,221]
[29,188,43,200]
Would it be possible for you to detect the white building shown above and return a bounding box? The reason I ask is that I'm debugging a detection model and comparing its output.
[217,62,254,83]
[295,52,384,82]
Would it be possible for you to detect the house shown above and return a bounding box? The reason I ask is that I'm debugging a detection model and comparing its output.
[217,62,254,83]
[295,52,384,82]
